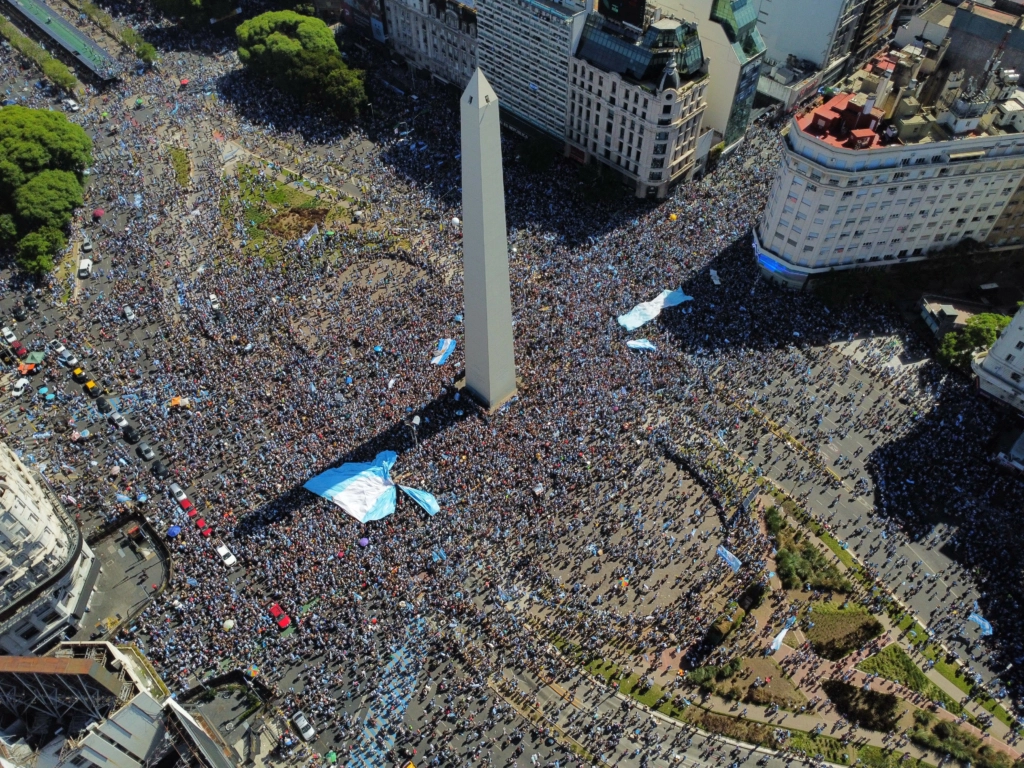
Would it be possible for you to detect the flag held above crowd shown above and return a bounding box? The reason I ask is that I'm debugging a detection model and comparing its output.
[303,451,440,523]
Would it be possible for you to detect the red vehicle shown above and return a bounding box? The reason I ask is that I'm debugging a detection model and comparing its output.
[195,518,206,529]
[269,603,284,619]
[269,603,291,629]
[11,342,27,358]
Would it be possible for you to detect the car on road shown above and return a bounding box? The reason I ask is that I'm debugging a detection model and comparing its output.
[84,381,99,397]
[82,238,93,253]
[12,306,27,321]
[110,411,129,429]
[78,258,93,279]
[123,425,141,444]
[152,460,169,480]
[72,367,88,382]
[209,294,220,310]
[1,327,16,344]
[12,378,29,397]
[59,352,79,368]
[215,543,237,567]
[24,296,38,310]
[292,712,315,741]
[169,483,193,511]
[49,340,67,356]
[123,306,136,322]
[11,341,27,358]
[136,441,154,460]
[96,397,113,414]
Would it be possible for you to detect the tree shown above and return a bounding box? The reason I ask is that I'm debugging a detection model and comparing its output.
[937,313,1012,373]
[136,42,158,65]
[13,170,83,230]
[0,105,92,176]
[236,11,365,117]
[0,106,91,275]
[15,227,65,274]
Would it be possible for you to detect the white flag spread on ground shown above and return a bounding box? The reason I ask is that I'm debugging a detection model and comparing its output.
[617,289,693,331]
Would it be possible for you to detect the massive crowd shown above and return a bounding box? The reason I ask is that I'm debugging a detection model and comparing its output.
[1,9,1024,765]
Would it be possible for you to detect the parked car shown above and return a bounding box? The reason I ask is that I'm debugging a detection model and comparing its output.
[59,351,79,368]
[84,381,99,397]
[71,366,88,382]
[215,543,237,567]
[11,341,27,358]
[110,412,129,429]
[136,441,154,460]
[78,258,93,279]
[209,294,220,310]
[96,397,113,414]
[12,306,27,321]
[24,296,38,310]
[1,327,16,344]
[151,460,169,480]
[82,238,93,253]
[169,483,193,511]
[12,378,29,397]
[123,306,136,322]
[49,340,67,356]
[292,711,315,741]
[122,425,141,444]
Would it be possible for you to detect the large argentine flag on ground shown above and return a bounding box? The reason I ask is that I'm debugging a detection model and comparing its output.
[304,451,440,523]
[617,289,693,331]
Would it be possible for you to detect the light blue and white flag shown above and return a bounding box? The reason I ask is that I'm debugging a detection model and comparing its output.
[304,451,440,524]
[716,545,742,573]
[769,627,788,653]
[617,289,693,331]
[626,339,657,352]
[431,338,456,365]
[968,612,993,637]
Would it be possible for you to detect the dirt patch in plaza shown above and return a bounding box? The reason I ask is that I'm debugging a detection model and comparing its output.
[265,207,328,239]
[712,657,808,711]
[803,601,883,660]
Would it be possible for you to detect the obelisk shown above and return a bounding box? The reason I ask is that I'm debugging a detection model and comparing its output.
[461,68,517,410]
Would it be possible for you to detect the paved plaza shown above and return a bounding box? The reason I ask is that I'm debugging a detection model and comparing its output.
[1,15,1023,768]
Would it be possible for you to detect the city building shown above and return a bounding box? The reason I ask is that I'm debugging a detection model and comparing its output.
[0,442,98,657]
[657,0,766,151]
[0,641,238,768]
[941,2,1024,91]
[851,0,901,65]
[895,0,929,29]
[476,0,588,136]
[565,11,709,196]
[383,0,478,87]
[893,0,954,52]
[986,153,1024,245]
[754,47,1024,289]
[919,294,988,336]
[974,303,1024,413]
[755,0,868,111]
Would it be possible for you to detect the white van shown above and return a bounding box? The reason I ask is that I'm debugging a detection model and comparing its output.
[77,258,93,279]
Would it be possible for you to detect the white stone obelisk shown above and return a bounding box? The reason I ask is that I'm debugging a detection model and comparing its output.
[461,68,517,410]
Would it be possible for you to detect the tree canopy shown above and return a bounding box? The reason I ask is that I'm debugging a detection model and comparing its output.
[0,105,91,273]
[937,313,1012,373]
[236,12,365,118]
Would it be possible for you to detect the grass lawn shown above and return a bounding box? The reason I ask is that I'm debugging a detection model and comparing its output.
[765,507,852,593]
[803,601,883,660]
[910,719,1013,768]
[857,644,962,715]
[170,147,190,186]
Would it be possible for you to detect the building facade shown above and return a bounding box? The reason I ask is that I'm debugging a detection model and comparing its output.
[476,0,588,136]
[974,304,1024,413]
[0,442,97,656]
[755,0,867,112]
[754,50,1024,289]
[851,0,900,65]
[566,13,709,197]
[383,0,478,87]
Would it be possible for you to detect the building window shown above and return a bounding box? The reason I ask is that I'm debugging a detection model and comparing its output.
[649,171,662,181]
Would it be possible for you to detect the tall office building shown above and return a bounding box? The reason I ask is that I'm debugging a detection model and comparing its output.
[566,12,709,196]
[383,0,478,87]
[476,0,588,136]
[974,303,1024,414]
[851,0,901,64]
[0,442,98,656]
[754,47,1024,289]
[657,0,766,150]
[755,0,868,110]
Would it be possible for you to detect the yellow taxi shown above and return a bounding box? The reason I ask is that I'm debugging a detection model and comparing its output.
[72,367,88,382]
[84,381,99,397]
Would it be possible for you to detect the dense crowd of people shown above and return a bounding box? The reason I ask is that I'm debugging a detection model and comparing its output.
[2,8,1024,765]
